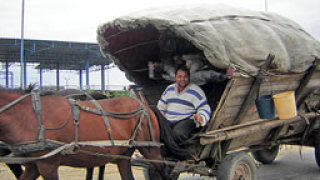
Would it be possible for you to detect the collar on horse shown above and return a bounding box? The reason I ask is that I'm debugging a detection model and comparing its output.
[0,91,160,159]
[0,91,45,140]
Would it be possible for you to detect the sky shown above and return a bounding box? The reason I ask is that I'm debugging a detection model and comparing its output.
[0,0,319,89]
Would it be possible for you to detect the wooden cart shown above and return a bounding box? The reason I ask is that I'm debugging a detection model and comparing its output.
[96,5,320,179]
[130,55,320,180]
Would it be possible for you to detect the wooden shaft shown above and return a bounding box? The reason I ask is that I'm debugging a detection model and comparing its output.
[200,112,317,145]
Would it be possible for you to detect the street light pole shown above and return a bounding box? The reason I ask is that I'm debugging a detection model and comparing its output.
[265,0,268,12]
[20,0,25,89]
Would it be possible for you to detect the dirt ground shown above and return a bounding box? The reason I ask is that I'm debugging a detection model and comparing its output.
[0,162,214,180]
[0,145,315,180]
[0,163,145,180]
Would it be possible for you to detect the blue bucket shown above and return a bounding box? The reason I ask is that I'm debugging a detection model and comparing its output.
[255,95,276,119]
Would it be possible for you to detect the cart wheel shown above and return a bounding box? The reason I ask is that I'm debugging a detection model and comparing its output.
[250,145,280,164]
[217,151,257,180]
[143,166,179,180]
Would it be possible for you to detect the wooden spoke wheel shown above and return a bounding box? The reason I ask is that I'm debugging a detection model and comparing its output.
[250,145,280,164]
[233,162,252,180]
[217,151,257,180]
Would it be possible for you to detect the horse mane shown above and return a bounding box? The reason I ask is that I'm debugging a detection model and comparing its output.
[0,84,36,94]
[0,84,60,97]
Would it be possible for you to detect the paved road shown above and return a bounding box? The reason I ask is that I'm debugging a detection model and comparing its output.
[168,145,320,180]
[257,146,320,180]
[0,146,319,179]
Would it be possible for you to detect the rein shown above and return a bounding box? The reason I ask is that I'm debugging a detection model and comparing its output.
[0,92,160,164]
[0,93,31,114]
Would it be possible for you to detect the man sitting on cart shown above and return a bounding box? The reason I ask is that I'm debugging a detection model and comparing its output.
[156,65,211,159]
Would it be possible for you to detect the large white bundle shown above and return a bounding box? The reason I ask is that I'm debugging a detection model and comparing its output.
[97,4,320,76]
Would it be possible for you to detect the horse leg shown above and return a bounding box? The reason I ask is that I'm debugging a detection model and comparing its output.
[98,165,105,180]
[117,159,134,180]
[86,167,94,180]
[19,163,40,180]
[86,165,105,180]
[0,148,23,179]
[138,147,171,180]
[7,164,23,179]
[35,160,59,180]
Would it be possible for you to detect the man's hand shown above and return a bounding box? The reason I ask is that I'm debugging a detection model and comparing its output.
[193,114,203,125]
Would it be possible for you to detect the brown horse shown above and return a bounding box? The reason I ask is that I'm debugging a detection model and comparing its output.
[0,88,170,180]
[0,88,107,180]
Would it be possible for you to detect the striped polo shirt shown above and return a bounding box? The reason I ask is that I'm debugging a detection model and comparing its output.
[157,83,211,126]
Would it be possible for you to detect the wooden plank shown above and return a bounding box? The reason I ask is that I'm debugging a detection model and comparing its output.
[204,118,273,135]
[200,58,320,159]
[232,73,304,86]
[200,112,318,145]
[212,74,305,129]
[228,130,271,150]
[224,95,247,106]
[268,62,320,142]
[231,81,301,97]
[219,110,260,126]
[267,73,304,81]
[200,80,238,159]
[217,105,245,119]
[219,54,275,156]
[232,77,252,86]
[222,82,301,109]
[206,79,239,131]
[309,79,320,87]
[225,87,303,108]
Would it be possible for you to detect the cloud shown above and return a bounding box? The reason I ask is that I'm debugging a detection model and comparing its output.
[1,0,319,88]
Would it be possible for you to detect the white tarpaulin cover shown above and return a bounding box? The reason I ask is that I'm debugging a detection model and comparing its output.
[97,4,320,76]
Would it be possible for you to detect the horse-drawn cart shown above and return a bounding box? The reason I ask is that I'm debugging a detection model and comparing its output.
[1,4,320,180]
[131,55,320,180]
[97,4,320,179]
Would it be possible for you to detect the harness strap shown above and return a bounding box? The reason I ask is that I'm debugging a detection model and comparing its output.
[69,99,80,143]
[71,97,156,146]
[90,99,115,145]
[0,93,31,114]
[147,112,156,142]
[9,140,64,155]
[77,104,141,119]
[77,140,161,147]
[134,98,156,142]
[0,143,70,164]
[129,105,146,144]
[130,98,156,142]
[5,137,162,157]
[0,93,162,163]
[31,91,45,140]
[0,138,162,164]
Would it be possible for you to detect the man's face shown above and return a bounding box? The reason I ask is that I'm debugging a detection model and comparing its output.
[175,69,190,89]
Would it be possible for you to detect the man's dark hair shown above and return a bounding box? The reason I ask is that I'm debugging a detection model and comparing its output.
[175,65,190,78]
